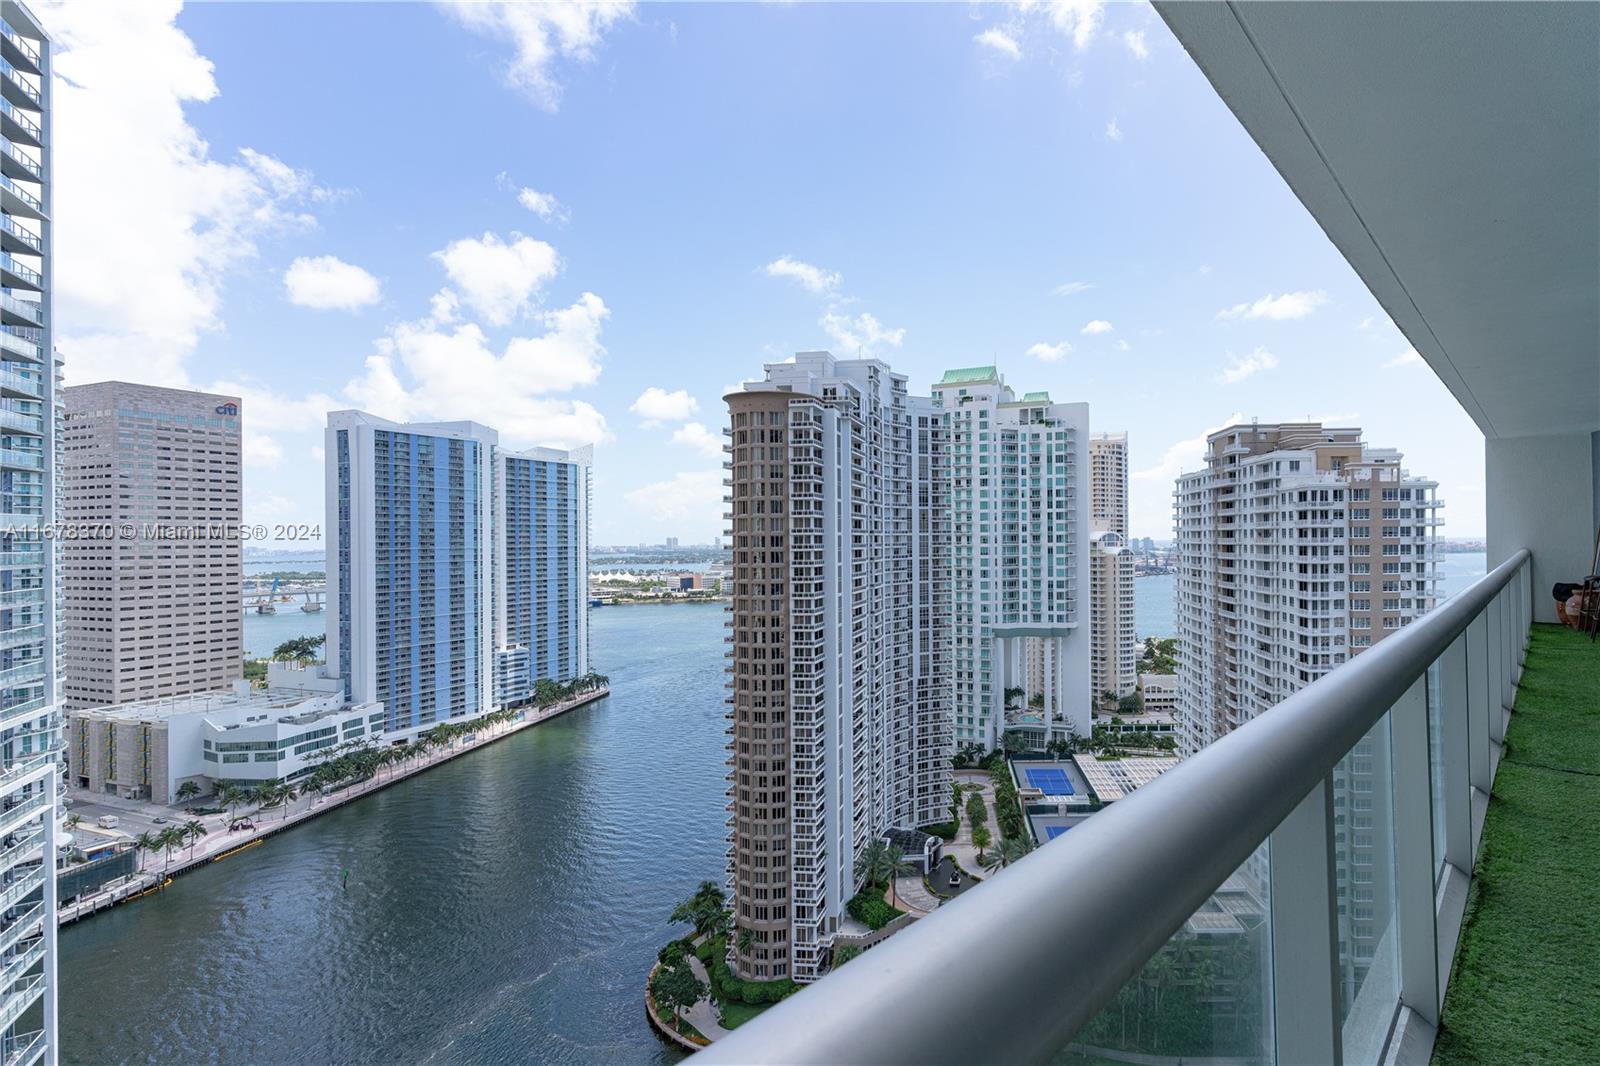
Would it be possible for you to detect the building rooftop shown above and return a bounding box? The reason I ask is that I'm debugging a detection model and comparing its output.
[1072,754,1179,803]
[936,366,999,386]
[71,683,339,725]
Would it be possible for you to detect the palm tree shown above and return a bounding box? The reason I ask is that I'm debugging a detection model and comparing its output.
[175,780,202,805]
[882,845,915,909]
[133,831,157,872]
[183,819,208,857]
[853,839,893,890]
[736,926,755,957]
[65,812,82,832]
[218,784,245,825]
[997,835,1033,869]
[157,826,183,871]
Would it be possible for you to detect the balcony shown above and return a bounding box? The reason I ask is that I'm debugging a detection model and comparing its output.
[702,553,1536,1064]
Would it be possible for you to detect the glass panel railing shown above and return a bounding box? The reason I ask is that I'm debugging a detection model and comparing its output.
[0,216,39,255]
[0,59,40,109]
[1335,712,1399,1064]
[0,255,39,289]
[1426,659,1446,875]
[0,101,38,146]
[0,292,40,325]
[0,174,39,214]
[0,140,37,182]
[0,23,40,72]
[1056,844,1273,1065]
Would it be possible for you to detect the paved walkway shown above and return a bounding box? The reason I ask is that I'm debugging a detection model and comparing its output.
[683,951,731,1038]
[893,874,939,916]
[946,769,1001,872]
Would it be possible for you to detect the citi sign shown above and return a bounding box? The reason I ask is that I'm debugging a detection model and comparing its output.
[215,402,239,417]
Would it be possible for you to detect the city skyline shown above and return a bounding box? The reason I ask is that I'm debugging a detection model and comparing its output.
[41,1,1489,551]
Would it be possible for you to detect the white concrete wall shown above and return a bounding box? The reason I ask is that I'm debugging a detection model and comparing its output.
[1486,432,1598,622]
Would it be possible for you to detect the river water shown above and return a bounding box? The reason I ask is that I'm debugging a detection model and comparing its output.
[59,604,727,1065]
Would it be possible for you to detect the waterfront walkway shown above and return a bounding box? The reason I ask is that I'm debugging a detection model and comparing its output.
[683,954,731,1039]
[59,687,609,925]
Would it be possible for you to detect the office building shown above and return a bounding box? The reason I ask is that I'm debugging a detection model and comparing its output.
[932,367,1089,748]
[67,663,384,801]
[0,3,55,1061]
[723,352,950,984]
[492,445,592,707]
[326,412,496,738]
[59,382,243,710]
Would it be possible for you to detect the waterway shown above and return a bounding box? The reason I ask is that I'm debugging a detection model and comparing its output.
[59,603,728,1065]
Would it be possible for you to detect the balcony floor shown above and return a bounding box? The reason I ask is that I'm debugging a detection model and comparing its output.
[1433,624,1600,1065]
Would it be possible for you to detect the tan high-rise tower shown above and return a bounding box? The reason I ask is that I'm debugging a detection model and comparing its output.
[60,382,243,709]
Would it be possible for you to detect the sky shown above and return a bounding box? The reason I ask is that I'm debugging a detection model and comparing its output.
[40,0,1488,547]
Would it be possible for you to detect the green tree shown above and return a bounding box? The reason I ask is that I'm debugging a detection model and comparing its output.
[182,819,208,857]
[972,824,992,857]
[65,812,82,831]
[271,634,327,662]
[132,831,157,872]
[157,826,184,870]
[1001,729,1029,755]
[649,960,705,1033]
[670,881,728,939]
[174,780,202,804]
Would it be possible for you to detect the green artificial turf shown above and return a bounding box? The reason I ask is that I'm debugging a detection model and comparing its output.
[1432,624,1600,1065]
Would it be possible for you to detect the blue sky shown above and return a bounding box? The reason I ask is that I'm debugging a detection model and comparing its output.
[43,1,1487,545]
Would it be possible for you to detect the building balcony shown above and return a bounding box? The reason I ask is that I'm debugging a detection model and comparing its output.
[0,216,37,259]
[0,291,37,329]
[0,100,37,151]
[0,57,37,113]
[0,173,39,220]
[0,253,34,293]
[0,22,40,79]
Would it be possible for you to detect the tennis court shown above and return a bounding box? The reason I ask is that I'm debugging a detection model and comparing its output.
[1024,767,1075,796]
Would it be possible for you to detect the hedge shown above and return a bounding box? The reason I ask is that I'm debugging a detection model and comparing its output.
[986,756,1025,839]
[702,935,799,1006]
[847,888,903,931]
[917,821,957,840]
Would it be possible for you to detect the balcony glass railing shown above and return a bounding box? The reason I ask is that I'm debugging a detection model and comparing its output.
[0,174,38,215]
[0,58,40,109]
[702,550,1533,1066]
[0,22,40,73]
[0,100,38,147]
[0,140,37,182]
[0,255,38,290]
[0,216,39,256]
[0,294,38,327]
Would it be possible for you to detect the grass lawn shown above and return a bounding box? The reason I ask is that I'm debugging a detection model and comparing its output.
[716,998,771,1030]
[1433,624,1600,1065]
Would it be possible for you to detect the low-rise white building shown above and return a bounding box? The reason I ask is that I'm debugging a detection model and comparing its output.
[1138,673,1179,714]
[67,663,386,803]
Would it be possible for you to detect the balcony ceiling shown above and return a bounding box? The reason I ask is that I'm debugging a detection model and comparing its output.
[1156,1,1599,440]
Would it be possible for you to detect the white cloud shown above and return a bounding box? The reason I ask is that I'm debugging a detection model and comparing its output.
[432,232,559,326]
[1043,0,1106,50]
[1216,347,1280,384]
[1053,280,1094,297]
[440,1,634,111]
[1114,339,1130,352]
[1355,316,1376,330]
[1081,319,1115,335]
[624,469,723,526]
[343,293,611,449]
[518,187,564,220]
[283,255,381,311]
[243,431,284,468]
[1026,341,1071,363]
[671,422,724,458]
[1133,412,1247,483]
[764,256,841,296]
[975,28,1022,59]
[631,387,699,425]
[822,310,905,356]
[1105,117,1123,142]
[43,1,334,386]
[1216,290,1329,321]
[1384,347,1425,369]
[1122,29,1149,59]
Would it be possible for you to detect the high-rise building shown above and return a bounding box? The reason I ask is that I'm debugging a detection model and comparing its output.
[1088,530,1138,701]
[1088,431,1128,537]
[492,445,592,707]
[0,3,56,1059]
[1087,431,1136,702]
[327,413,593,739]
[723,352,950,984]
[932,367,1089,748]
[326,413,496,738]
[1173,421,1441,1000]
[1173,421,1441,753]
[59,383,243,710]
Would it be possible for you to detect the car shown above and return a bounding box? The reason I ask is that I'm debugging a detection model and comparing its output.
[152,817,169,824]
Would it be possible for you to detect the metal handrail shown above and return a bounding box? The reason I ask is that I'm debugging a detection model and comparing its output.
[701,549,1532,1065]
